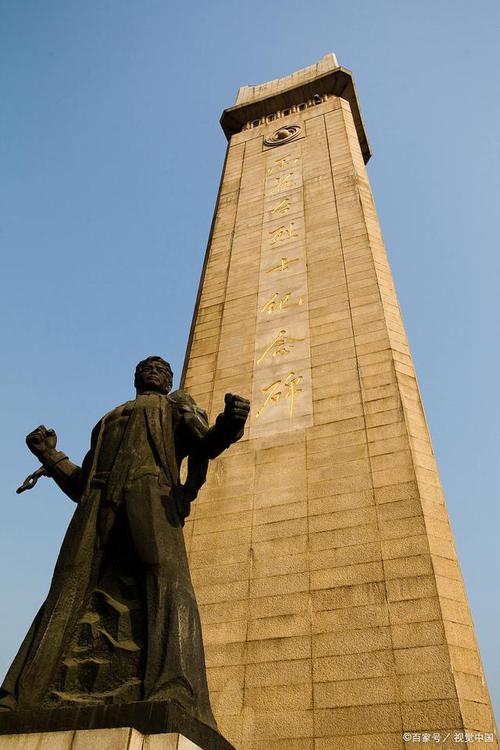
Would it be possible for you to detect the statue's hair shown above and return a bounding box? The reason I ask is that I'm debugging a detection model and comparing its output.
[134,356,173,393]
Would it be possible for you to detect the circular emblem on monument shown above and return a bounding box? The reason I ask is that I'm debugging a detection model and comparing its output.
[264,124,301,147]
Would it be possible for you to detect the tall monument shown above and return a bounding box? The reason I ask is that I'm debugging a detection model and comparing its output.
[181,54,498,749]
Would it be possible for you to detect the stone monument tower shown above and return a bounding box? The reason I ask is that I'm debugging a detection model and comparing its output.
[181,54,498,749]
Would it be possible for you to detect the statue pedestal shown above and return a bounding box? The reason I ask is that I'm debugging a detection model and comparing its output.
[0,727,203,749]
[0,702,235,750]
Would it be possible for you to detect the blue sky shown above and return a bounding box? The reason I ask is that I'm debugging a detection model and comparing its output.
[1,0,499,718]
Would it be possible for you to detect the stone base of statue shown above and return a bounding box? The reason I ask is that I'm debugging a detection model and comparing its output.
[0,701,236,750]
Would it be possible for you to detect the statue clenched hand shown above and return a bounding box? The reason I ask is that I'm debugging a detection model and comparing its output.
[26,426,58,461]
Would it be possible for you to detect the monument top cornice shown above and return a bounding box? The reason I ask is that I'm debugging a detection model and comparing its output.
[220,54,371,163]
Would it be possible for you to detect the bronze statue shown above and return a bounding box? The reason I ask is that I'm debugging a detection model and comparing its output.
[0,357,250,731]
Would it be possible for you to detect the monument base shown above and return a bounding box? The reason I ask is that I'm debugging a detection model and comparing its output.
[0,701,235,750]
[0,728,210,749]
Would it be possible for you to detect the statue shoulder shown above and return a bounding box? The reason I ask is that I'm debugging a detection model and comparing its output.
[169,390,209,431]
[103,399,135,418]
[169,389,197,409]
[95,400,136,429]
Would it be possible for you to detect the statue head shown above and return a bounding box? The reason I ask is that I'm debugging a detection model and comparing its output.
[134,356,173,395]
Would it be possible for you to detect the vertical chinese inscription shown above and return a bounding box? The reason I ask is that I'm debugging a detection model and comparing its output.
[250,139,313,437]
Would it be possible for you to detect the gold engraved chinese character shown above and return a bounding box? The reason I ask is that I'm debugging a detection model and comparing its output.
[284,372,303,419]
[260,291,303,314]
[255,378,281,418]
[270,197,291,216]
[269,222,298,245]
[257,329,305,365]
[266,156,299,175]
[255,371,304,419]
[266,256,300,274]
[271,173,294,193]
[261,292,290,314]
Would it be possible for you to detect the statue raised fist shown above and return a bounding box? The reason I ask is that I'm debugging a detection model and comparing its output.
[223,392,251,429]
[26,425,57,460]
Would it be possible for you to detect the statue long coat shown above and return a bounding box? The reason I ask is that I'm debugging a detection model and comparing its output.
[0,390,237,729]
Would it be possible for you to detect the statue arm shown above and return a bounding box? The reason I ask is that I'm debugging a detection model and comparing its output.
[41,450,90,503]
[179,410,240,507]
[199,394,250,460]
[171,392,249,508]
[173,391,249,461]
[26,423,99,503]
